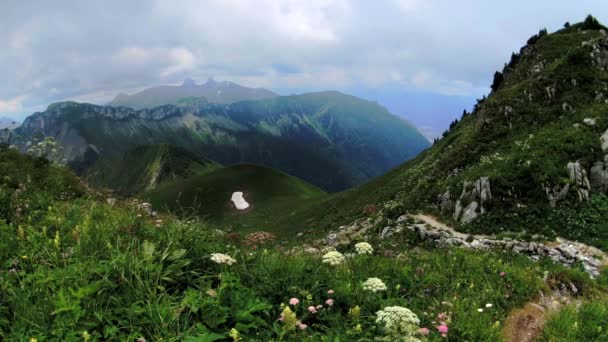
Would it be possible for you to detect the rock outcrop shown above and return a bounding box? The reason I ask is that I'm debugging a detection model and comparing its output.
[453,177,492,224]
[567,161,591,201]
[590,155,608,193]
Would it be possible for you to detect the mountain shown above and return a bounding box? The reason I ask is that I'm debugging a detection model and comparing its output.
[267,17,608,251]
[108,78,278,109]
[9,91,430,192]
[84,144,220,194]
[142,163,325,231]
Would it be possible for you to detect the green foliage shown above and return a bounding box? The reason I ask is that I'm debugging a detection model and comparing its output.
[491,71,504,92]
[539,297,608,341]
[582,14,604,30]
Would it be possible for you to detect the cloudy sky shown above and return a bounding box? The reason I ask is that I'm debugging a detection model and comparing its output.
[1,1,607,138]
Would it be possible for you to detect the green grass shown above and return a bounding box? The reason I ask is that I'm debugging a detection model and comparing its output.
[538,297,608,341]
[3,144,605,341]
[141,164,326,235]
[84,144,220,195]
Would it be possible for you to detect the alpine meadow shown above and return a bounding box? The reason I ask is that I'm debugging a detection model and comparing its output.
[1,3,608,342]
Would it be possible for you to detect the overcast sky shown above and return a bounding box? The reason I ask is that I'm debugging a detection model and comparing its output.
[1,1,607,138]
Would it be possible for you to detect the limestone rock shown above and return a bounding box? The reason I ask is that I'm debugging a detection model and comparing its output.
[567,161,591,201]
[590,156,608,193]
[453,177,492,223]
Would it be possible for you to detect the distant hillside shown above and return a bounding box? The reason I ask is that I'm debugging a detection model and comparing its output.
[10,91,430,192]
[108,78,278,109]
[142,163,325,232]
[84,144,220,194]
[267,16,608,251]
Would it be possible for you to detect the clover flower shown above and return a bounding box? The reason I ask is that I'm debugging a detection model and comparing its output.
[210,253,237,265]
[308,305,317,313]
[376,306,422,341]
[289,297,300,306]
[362,277,387,292]
[326,299,334,307]
[355,242,374,255]
[322,251,345,266]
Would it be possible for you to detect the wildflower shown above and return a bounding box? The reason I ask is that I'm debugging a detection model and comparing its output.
[437,325,448,334]
[477,308,484,312]
[326,299,334,307]
[82,331,90,342]
[316,304,323,310]
[322,251,345,266]
[327,289,335,295]
[296,321,308,330]
[420,327,430,336]
[53,230,61,248]
[354,242,374,255]
[280,306,297,332]
[229,328,242,341]
[30,339,38,342]
[206,289,217,297]
[308,306,317,313]
[210,253,237,265]
[485,303,493,308]
[354,323,362,333]
[349,305,361,319]
[289,298,300,306]
[362,277,387,292]
[376,306,421,341]
[499,271,506,277]
[21,255,28,260]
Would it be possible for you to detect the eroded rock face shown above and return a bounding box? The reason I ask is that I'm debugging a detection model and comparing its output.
[453,177,492,223]
[567,161,591,201]
[590,36,608,71]
[590,156,608,193]
[545,184,570,208]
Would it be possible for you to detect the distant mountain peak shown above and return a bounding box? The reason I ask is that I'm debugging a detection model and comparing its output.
[108,78,278,109]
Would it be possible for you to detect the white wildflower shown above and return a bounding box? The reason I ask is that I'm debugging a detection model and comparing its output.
[477,308,484,312]
[485,303,493,308]
[376,306,422,342]
[322,251,345,266]
[363,277,387,292]
[355,242,374,255]
[210,253,237,265]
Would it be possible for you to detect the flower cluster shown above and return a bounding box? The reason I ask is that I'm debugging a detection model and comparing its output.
[210,253,237,265]
[355,242,374,255]
[376,306,422,341]
[322,251,345,266]
[362,277,387,292]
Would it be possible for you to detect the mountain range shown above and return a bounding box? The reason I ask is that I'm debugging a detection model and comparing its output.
[108,77,278,109]
[7,90,430,192]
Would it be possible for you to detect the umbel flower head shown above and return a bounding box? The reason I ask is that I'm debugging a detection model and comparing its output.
[210,253,237,265]
[376,306,422,342]
[322,251,345,266]
[355,242,374,255]
[362,277,387,292]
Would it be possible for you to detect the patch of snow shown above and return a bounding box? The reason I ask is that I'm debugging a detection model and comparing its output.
[231,191,249,210]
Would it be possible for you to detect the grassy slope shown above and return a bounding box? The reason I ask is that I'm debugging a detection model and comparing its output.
[84,144,219,195]
[141,164,326,234]
[267,22,608,250]
[2,146,606,341]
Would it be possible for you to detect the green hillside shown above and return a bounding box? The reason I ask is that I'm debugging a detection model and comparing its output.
[10,91,429,192]
[2,144,606,341]
[267,18,608,251]
[84,144,219,195]
[142,163,326,233]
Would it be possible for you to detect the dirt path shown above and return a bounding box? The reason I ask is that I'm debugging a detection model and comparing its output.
[411,213,608,268]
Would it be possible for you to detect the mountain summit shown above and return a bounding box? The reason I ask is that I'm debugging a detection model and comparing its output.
[108,78,278,109]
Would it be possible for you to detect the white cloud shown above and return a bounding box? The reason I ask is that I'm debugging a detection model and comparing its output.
[0,95,26,113]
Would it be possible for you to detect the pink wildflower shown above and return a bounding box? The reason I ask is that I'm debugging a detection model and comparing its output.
[298,323,308,330]
[437,325,448,334]
[327,289,335,295]
[325,299,334,307]
[500,271,506,277]
[278,315,284,321]
[308,306,317,314]
[420,327,430,336]
[289,298,300,306]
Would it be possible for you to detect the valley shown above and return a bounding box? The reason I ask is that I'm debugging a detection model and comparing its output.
[1,11,608,342]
